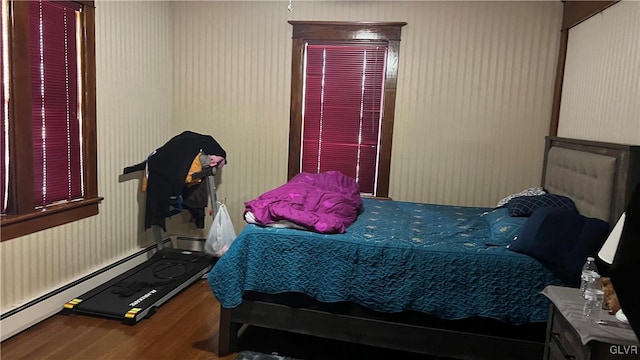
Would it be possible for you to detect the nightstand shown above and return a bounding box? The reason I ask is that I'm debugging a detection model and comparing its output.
[542,285,639,360]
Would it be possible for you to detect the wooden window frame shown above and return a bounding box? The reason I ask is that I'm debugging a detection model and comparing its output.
[1,0,101,241]
[287,21,406,198]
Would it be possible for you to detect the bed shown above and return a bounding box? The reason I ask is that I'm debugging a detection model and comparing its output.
[208,136,640,360]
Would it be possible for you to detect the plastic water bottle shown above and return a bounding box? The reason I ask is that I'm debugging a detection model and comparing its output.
[580,257,599,297]
[583,274,604,323]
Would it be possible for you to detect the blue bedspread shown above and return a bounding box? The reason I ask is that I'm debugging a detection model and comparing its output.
[208,198,568,324]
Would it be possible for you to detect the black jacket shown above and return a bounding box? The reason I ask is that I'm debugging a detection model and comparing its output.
[144,131,226,230]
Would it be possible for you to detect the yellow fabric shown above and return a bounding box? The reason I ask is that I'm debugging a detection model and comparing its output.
[140,153,203,192]
[185,153,204,186]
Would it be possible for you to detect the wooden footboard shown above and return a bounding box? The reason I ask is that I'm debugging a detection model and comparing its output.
[217,300,545,360]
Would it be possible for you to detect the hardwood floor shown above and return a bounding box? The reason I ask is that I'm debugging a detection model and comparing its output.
[1,279,448,360]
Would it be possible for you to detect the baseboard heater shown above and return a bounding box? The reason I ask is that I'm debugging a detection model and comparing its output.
[0,242,157,341]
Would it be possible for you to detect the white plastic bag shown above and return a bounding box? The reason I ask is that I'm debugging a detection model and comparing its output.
[204,203,236,257]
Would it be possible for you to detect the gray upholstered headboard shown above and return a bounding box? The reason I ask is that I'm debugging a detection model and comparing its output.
[542,137,640,227]
[544,147,615,222]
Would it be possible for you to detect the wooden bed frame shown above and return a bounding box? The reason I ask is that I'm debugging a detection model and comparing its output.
[216,136,640,360]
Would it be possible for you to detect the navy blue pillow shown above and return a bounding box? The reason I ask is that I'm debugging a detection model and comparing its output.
[482,207,528,245]
[508,207,610,277]
[507,194,578,217]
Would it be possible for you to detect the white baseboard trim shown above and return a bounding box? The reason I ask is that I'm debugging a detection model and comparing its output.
[0,245,158,342]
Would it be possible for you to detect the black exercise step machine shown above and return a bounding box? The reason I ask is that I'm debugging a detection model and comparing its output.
[63,165,219,324]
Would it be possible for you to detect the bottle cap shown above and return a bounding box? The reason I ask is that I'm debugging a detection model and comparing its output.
[587,257,595,261]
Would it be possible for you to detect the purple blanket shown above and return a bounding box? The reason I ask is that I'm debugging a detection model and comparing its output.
[244,171,363,233]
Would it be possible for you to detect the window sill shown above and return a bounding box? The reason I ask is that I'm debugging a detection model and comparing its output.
[0,197,104,241]
[361,195,393,201]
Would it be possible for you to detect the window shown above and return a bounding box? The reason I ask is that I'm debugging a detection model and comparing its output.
[1,0,101,241]
[288,21,406,197]
[302,43,387,194]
